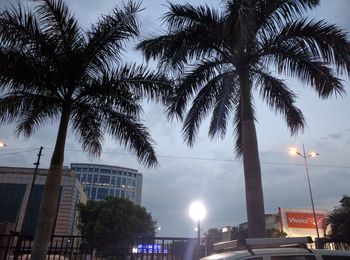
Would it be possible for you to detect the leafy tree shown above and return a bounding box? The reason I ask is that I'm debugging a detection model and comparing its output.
[78,197,156,255]
[327,195,350,243]
[0,0,170,258]
[137,0,350,237]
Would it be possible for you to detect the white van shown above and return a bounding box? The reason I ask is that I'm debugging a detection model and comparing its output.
[200,237,350,260]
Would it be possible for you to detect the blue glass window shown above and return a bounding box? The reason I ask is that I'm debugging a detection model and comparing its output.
[116,177,121,188]
[115,190,120,198]
[121,190,125,198]
[121,178,126,187]
[91,188,97,199]
[87,175,92,183]
[88,168,94,172]
[99,175,110,185]
[93,175,99,184]
[127,178,132,188]
[131,192,135,200]
[96,188,109,200]
[118,171,122,175]
[100,169,111,174]
[132,179,136,189]
[126,191,130,199]
[94,168,99,172]
[111,177,115,187]
[81,175,86,183]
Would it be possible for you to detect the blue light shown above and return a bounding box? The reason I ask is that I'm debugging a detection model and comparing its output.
[134,244,168,254]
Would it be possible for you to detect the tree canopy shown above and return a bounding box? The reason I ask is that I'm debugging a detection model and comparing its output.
[327,195,350,243]
[78,197,156,239]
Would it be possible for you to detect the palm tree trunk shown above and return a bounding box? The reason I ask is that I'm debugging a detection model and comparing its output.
[239,70,266,238]
[31,106,71,260]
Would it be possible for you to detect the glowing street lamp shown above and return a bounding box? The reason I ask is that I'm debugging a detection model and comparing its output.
[189,201,206,258]
[0,142,7,148]
[288,144,320,245]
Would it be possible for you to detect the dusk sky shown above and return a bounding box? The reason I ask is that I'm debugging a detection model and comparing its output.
[0,0,349,238]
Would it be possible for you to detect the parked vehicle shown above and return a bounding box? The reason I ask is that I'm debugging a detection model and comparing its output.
[201,237,350,260]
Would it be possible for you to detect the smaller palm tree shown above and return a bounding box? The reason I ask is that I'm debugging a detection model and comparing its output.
[0,0,171,259]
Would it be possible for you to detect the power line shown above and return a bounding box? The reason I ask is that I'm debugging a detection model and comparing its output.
[0,149,38,156]
[1,147,350,169]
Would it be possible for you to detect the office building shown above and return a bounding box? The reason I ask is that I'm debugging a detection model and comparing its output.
[70,163,143,205]
[0,166,87,236]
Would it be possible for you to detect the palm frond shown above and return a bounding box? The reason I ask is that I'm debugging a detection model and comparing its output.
[84,1,141,72]
[104,111,158,167]
[164,2,220,32]
[0,92,60,137]
[71,103,103,156]
[167,60,227,120]
[257,0,319,32]
[76,76,142,118]
[34,0,82,50]
[254,71,305,134]
[265,42,345,98]
[0,4,44,50]
[0,50,50,92]
[208,72,238,139]
[271,19,350,74]
[233,99,242,158]
[111,64,172,104]
[182,73,230,146]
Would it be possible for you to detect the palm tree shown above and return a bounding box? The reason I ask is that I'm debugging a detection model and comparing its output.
[327,196,350,243]
[137,0,350,237]
[0,0,171,258]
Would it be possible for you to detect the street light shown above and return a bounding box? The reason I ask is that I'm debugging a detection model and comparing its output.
[189,201,206,258]
[0,142,7,148]
[289,144,320,244]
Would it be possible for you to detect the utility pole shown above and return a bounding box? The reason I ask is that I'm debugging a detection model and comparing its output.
[14,147,43,258]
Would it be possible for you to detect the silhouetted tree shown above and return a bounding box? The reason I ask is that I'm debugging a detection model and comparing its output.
[137,0,350,237]
[0,0,170,258]
[327,195,350,243]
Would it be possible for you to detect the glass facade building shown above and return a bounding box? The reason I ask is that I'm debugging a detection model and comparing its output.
[70,163,143,205]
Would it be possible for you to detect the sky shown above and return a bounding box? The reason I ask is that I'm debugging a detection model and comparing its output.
[0,0,350,238]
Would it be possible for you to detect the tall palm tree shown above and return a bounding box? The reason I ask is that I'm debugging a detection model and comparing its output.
[137,0,350,237]
[0,0,171,258]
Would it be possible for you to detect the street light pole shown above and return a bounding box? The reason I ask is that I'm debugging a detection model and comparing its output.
[189,201,206,259]
[301,144,320,241]
[197,220,201,256]
[289,144,320,245]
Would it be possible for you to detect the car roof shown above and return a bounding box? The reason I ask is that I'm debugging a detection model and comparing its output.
[201,248,350,260]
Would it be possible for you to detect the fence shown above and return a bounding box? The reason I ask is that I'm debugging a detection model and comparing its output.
[0,234,206,260]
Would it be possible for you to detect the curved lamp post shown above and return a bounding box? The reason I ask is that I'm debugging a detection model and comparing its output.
[289,144,320,244]
[189,201,206,258]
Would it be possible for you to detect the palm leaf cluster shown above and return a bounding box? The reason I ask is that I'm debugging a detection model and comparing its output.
[138,0,350,156]
[0,0,172,167]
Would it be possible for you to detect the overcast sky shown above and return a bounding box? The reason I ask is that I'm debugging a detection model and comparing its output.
[0,0,350,238]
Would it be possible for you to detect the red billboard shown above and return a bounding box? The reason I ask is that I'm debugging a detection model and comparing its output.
[286,212,325,229]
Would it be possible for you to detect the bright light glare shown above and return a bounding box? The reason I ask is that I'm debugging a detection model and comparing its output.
[189,201,206,221]
[310,152,319,157]
[0,142,6,148]
[288,147,298,156]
